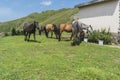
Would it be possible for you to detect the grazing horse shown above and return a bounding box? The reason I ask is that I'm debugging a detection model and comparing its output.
[72,21,93,40]
[23,21,39,41]
[59,24,73,41]
[44,24,59,38]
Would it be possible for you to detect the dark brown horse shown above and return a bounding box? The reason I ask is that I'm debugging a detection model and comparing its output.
[44,24,60,39]
[23,21,39,41]
[59,23,73,41]
[38,26,45,35]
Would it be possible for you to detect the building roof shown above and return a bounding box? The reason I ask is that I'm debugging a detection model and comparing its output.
[74,0,115,8]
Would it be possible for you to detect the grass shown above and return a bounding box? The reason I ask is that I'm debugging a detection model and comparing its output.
[0,35,120,80]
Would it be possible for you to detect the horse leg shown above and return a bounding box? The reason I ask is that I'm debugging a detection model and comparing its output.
[77,32,80,40]
[26,32,29,41]
[28,33,31,41]
[24,32,27,41]
[72,30,77,40]
[58,33,61,41]
[55,33,57,39]
[33,33,36,41]
[59,30,62,40]
[47,31,49,38]
[51,31,53,38]
[70,32,73,40]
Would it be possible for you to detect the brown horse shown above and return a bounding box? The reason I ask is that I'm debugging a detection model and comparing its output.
[59,23,73,41]
[44,24,60,39]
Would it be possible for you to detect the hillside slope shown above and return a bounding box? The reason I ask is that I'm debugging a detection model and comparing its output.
[0,8,79,32]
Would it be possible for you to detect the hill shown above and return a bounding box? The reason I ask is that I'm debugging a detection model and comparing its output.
[0,8,79,32]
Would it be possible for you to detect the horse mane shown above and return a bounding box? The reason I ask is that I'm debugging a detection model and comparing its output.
[53,24,57,28]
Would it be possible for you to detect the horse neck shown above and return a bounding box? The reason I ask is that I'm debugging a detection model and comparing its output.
[33,23,37,29]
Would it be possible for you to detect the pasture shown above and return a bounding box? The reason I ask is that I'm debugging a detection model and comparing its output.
[0,35,120,80]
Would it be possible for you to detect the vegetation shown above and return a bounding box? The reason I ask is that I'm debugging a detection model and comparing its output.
[88,29,113,44]
[11,28,17,36]
[0,35,120,80]
[0,8,79,33]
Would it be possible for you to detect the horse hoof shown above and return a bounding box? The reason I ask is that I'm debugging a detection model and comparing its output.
[71,42,76,46]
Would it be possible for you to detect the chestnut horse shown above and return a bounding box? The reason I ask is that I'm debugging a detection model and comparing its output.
[59,24,73,41]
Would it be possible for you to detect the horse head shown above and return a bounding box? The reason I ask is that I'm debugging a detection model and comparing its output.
[87,25,93,34]
[33,21,39,29]
[53,24,59,34]
[53,24,61,41]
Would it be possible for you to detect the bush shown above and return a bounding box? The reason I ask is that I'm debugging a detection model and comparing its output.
[88,28,113,44]
[4,32,10,36]
[0,32,10,38]
[16,30,24,35]
[11,28,16,36]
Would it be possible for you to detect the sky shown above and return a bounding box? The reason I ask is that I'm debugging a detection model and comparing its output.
[0,0,91,22]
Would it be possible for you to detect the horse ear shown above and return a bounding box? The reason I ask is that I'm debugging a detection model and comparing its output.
[90,25,93,30]
[34,21,37,23]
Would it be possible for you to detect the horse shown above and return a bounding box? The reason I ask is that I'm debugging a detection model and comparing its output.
[59,23,73,41]
[23,21,39,41]
[44,24,60,39]
[72,21,93,41]
[38,26,45,35]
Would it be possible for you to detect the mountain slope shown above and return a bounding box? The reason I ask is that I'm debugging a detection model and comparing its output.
[0,8,79,32]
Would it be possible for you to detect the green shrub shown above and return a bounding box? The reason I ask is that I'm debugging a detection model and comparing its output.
[4,32,10,36]
[16,30,24,35]
[88,30,99,43]
[11,28,16,36]
[88,28,113,44]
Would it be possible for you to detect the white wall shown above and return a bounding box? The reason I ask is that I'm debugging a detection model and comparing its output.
[78,0,119,33]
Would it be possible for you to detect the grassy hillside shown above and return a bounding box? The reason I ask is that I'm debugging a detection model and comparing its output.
[0,8,79,32]
[0,35,120,80]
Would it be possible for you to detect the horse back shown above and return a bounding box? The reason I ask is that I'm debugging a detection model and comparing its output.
[46,24,54,31]
[59,24,66,31]
[59,24,72,32]
[23,23,35,33]
[64,24,72,32]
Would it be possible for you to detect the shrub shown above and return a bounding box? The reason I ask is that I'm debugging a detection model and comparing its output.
[11,28,16,36]
[0,32,10,38]
[88,28,113,44]
[4,32,10,36]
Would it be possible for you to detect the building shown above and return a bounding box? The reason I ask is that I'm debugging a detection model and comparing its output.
[74,0,120,35]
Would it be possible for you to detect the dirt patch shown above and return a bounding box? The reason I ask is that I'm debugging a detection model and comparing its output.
[66,53,75,58]
[114,58,120,64]
[105,45,120,49]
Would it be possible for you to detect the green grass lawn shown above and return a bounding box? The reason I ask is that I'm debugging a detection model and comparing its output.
[0,35,120,80]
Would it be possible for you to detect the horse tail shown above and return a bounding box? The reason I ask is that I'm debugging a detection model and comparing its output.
[76,21,79,33]
[44,26,48,38]
[56,26,61,41]
[53,24,56,27]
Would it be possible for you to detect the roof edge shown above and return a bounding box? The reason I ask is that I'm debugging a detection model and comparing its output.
[74,0,115,8]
